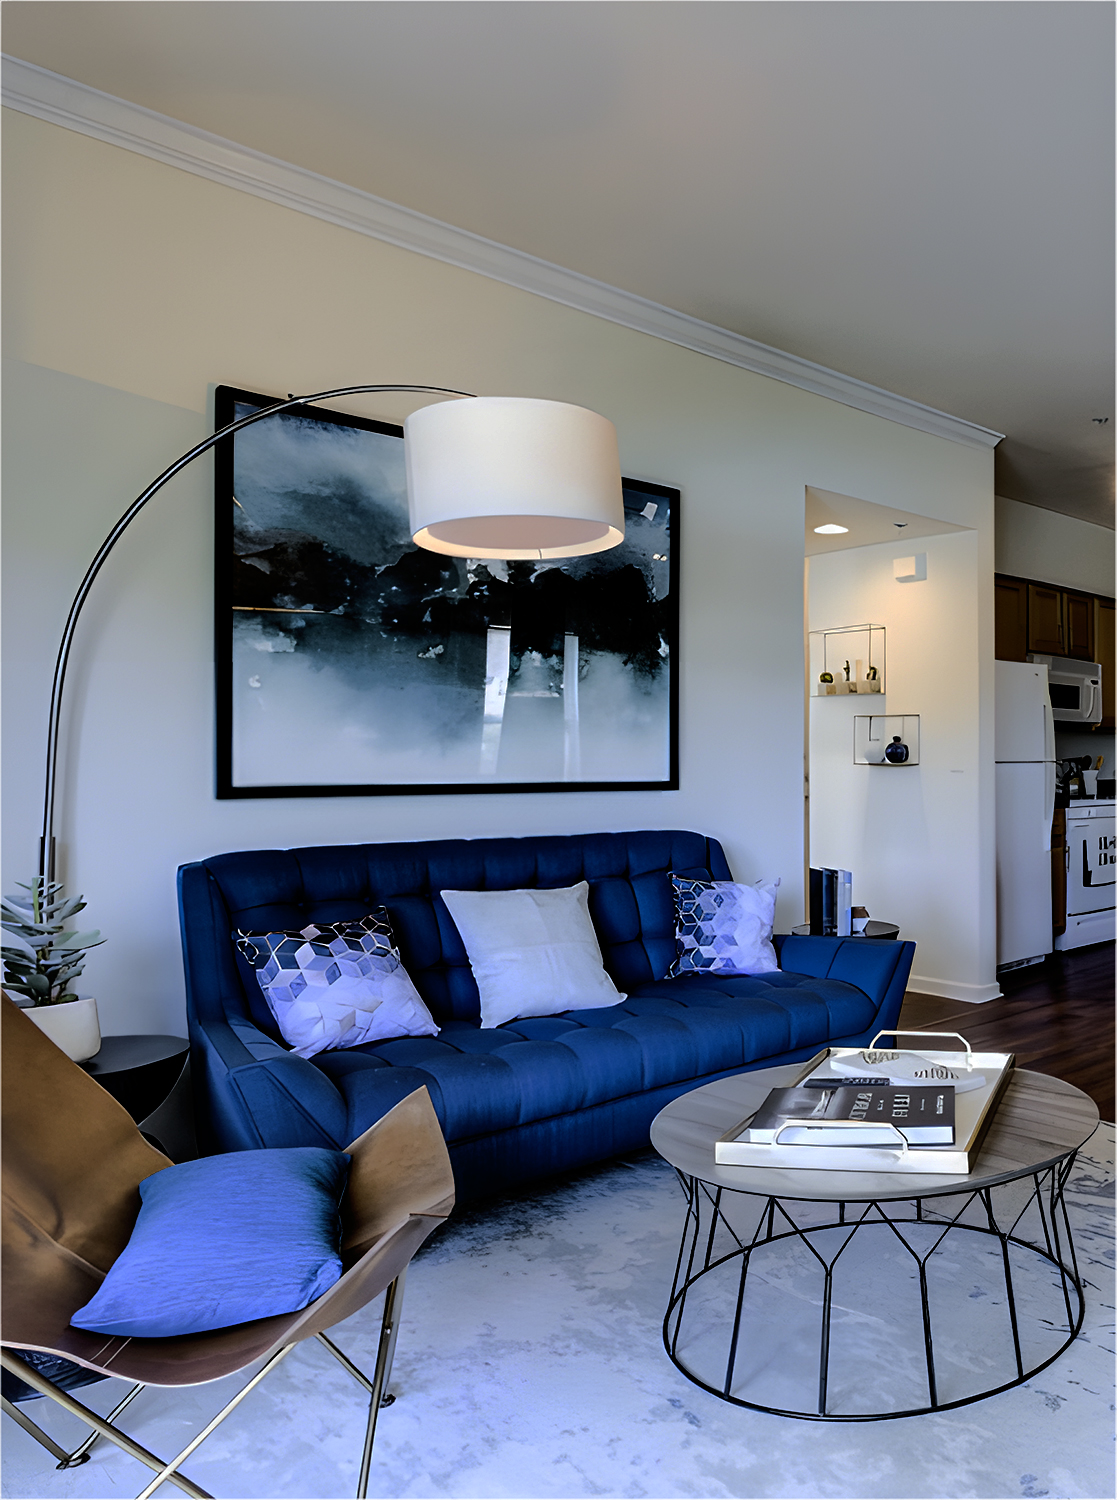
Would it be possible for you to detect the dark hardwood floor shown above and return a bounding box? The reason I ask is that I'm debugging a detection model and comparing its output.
[897,942,1115,1123]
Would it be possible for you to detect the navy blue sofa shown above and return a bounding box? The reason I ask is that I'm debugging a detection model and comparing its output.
[178,830,915,1201]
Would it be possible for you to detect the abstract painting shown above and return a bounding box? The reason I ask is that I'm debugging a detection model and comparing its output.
[215,387,678,797]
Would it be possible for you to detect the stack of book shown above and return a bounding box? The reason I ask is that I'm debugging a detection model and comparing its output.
[716,1041,1015,1174]
[809,868,852,936]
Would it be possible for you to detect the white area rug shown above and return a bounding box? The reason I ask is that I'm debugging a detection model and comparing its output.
[4,1124,1113,1500]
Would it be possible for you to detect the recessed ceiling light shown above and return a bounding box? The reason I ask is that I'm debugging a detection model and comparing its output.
[813,523,849,534]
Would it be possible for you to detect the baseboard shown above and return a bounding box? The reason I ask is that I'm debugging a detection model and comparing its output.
[905,974,1003,1004]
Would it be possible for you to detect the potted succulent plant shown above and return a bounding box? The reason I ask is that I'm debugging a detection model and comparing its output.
[1,879,104,1061]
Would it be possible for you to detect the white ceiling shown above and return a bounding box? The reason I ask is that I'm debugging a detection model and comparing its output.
[804,488,971,556]
[4,1,1113,527]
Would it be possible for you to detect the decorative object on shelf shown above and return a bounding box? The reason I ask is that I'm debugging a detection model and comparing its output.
[854,714,920,766]
[216,387,676,798]
[808,623,885,696]
[1,879,103,1061]
[34,382,631,882]
[850,905,870,934]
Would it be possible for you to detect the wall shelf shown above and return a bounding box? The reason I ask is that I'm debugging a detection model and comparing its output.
[809,623,885,696]
[855,714,920,765]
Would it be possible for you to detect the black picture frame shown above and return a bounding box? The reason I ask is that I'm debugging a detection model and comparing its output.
[214,386,679,798]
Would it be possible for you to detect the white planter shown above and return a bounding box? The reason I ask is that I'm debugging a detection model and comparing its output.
[26,997,101,1062]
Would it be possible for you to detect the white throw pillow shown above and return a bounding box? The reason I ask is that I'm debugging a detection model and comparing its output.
[439,881,626,1029]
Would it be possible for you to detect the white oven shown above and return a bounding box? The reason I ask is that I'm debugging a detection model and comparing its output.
[1028,654,1103,724]
[1055,799,1116,951]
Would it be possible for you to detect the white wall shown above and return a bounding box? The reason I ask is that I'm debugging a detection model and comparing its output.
[995,495,1115,596]
[2,108,995,1034]
[809,530,999,1003]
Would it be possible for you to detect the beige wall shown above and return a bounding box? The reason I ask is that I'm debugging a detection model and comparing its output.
[2,108,996,1032]
[995,495,1115,596]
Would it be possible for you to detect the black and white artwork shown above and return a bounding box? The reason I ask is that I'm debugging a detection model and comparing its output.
[215,387,678,797]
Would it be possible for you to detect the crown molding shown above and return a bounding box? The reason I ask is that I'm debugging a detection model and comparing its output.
[3,55,1002,451]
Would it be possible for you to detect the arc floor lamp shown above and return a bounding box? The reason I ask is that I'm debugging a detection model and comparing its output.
[37,385,625,883]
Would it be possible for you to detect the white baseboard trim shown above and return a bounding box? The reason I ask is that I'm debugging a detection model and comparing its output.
[0,54,1005,453]
[906,974,1003,1005]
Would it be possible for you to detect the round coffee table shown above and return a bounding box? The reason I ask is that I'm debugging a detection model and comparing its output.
[650,1063,1099,1421]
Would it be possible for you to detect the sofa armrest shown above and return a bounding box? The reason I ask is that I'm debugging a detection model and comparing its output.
[224,1054,350,1150]
[773,934,915,1037]
[188,1013,349,1153]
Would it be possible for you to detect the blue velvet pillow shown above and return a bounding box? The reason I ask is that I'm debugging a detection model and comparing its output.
[71,1148,350,1339]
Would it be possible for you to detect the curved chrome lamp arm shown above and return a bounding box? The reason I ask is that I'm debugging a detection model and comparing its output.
[38,383,474,883]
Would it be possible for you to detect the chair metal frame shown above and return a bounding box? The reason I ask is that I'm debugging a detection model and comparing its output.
[2,1275,408,1499]
[2,1376,144,1471]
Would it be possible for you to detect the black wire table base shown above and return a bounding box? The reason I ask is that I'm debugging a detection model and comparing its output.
[663,1152,1085,1420]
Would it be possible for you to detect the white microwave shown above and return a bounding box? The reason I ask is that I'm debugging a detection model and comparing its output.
[1028,654,1103,724]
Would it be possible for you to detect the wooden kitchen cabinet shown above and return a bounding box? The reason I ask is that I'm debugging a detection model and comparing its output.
[1096,597,1115,730]
[1063,591,1095,661]
[994,576,1028,661]
[995,574,1113,723]
[1027,583,1065,656]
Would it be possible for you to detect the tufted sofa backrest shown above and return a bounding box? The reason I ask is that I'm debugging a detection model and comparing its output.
[179,829,732,1032]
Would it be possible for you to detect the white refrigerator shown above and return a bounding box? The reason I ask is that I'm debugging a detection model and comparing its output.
[995,661,1056,968]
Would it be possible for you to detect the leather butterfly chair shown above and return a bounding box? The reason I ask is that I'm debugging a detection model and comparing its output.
[1,997,454,1498]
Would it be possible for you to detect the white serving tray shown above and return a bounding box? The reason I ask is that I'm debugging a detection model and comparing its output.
[715,1031,1016,1174]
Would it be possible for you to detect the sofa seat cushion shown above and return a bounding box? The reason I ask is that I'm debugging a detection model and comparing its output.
[307,970,877,1146]
[625,971,879,1051]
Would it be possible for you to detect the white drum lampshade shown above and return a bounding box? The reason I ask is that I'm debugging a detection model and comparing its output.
[405,396,625,559]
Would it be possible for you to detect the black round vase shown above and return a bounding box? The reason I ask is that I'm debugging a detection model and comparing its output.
[883,736,909,764]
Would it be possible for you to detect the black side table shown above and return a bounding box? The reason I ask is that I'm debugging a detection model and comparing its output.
[791,920,900,940]
[81,1035,196,1162]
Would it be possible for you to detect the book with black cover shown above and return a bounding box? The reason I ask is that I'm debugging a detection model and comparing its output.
[743,1084,955,1146]
[809,867,851,936]
[809,867,834,934]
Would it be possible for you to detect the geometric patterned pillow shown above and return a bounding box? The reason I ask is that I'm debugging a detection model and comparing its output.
[667,876,781,978]
[235,910,438,1059]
